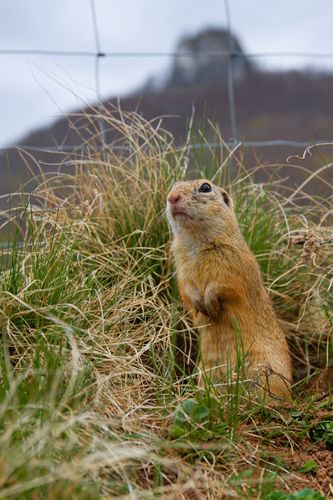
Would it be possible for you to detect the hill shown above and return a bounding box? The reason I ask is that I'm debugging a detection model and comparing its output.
[1,27,333,199]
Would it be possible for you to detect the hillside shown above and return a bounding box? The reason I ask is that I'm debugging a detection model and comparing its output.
[1,27,333,199]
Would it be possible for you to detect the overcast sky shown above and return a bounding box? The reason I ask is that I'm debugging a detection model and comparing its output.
[1,0,333,146]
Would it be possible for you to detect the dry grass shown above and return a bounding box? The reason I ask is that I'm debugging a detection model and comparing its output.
[0,108,332,499]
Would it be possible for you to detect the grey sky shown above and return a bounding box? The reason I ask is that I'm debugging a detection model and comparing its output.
[1,0,333,146]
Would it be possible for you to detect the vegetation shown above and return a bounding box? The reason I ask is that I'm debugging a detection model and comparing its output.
[0,110,332,498]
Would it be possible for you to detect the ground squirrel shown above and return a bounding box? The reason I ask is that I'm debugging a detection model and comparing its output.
[167,179,292,399]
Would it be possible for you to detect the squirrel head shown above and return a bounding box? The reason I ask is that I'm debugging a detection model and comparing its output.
[167,179,240,244]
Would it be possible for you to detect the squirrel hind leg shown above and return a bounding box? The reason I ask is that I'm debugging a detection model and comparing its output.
[197,363,292,401]
[251,366,292,401]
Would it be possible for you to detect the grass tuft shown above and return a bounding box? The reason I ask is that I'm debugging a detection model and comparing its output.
[0,109,332,498]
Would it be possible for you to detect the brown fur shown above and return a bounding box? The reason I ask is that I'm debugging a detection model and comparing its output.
[167,179,292,399]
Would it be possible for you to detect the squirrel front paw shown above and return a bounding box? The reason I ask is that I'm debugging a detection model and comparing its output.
[192,286,224,320]
[193,298,210,318]
[202,283,224,320]
[182,282,224,321]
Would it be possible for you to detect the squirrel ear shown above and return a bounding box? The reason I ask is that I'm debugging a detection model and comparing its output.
[220,188,231,207]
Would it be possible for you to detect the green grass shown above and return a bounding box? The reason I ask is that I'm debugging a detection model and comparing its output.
[0,110,332,498]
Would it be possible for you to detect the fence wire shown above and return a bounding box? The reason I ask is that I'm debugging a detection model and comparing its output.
[2,140,333,154]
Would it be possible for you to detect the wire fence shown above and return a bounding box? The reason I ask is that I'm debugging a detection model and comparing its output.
[1,0,333,153]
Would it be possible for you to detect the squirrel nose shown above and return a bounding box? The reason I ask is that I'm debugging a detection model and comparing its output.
[168,192,182,204]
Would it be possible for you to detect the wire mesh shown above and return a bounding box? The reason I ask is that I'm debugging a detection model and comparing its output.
[0,3,332,151]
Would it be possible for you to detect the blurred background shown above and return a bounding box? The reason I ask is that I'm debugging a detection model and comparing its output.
[1,0,333,197]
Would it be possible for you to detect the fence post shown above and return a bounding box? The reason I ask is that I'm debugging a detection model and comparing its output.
[90,0,105,144]
[224,0,238,142]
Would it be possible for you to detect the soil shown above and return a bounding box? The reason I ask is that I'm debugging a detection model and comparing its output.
[264,437,333,497]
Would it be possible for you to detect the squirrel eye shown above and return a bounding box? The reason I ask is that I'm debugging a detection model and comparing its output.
[198,183,212,193]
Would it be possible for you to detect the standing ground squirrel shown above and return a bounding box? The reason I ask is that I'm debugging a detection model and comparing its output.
[167,179,292,399]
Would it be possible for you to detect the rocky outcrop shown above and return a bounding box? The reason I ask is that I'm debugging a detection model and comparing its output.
[146,27,252,92]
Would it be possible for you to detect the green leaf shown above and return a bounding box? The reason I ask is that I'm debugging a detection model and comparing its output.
[293,488,325,500]
[267,489,325,500]
[299,459,318,473]
[267,492,286,500]
[192,404,210,422]
[174,398,210,425]
[311,420,333,449]
[174,398,197,424]
[169,424,187,439]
